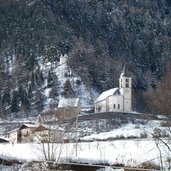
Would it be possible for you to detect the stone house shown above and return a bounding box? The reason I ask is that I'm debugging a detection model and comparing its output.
[8,124,36,143]
[0,137,9,143]
[8,115,64,143]
[57,98,80,120]
[32,125,64,143]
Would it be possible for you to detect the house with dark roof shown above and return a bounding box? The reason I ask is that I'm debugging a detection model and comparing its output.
[0,137,9,143]
[8,115,64,143]
[95,66,132,113]
[8,124,36,143]
[33,125,64,143]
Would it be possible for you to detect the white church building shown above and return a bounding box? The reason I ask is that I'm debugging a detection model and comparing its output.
[94,66,132,113]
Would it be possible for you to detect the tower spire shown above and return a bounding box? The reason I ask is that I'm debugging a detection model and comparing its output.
[122,64,126,76]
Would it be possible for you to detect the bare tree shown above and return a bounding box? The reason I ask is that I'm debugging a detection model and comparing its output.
[144,60,171,115]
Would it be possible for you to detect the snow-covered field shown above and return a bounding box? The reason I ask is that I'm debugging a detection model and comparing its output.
[0,119,170,170]
[0,139,169,168]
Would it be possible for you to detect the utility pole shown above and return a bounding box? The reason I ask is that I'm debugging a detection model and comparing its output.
[75,112,79,157]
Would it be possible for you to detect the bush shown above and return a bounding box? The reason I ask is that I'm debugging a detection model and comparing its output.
[138,162,160,170]
[139,132,147,138]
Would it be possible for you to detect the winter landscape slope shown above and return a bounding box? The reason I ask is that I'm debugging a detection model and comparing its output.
[0,1,171,170]
[0,0,171,117]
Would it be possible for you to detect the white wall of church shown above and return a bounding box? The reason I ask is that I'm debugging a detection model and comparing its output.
[108,95,123,112]
[95,95,124,113]
[123,97,131,112]
[95,100,107,113]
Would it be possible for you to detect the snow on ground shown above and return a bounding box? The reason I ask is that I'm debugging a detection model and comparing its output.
[0,119,170,169]
[80,121,161,141]
[0,139,170,169]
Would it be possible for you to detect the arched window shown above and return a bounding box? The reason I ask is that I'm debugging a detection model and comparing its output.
[113,104,116,109]
[126,78,129,88]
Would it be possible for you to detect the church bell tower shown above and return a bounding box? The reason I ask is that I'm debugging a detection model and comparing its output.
[119,65,132,112]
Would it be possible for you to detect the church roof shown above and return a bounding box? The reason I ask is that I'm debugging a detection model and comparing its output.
[19,124,36,130]
[58,98,80,108]
[95,88,122,103]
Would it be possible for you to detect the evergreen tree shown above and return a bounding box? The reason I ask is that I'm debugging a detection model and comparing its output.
[31,72,36,91]
[47,71,54,88]
[48,74,60,108]
[62,79,75,98]
[11,90,19,113]
[28,84,33,107]
[0,92,3,118]
[2,88,11,115]
[34,88,45,113]
[18,85,30,112]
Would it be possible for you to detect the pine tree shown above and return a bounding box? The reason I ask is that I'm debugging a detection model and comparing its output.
[11,90,19,113]
[18,85,30,113]
[49,74,60,108]
[62,79,75,98]
[2,88,11,115]
[34,88,45,113]
[28,84,33,107]
[31,72,36,91]
[47,71,54,88]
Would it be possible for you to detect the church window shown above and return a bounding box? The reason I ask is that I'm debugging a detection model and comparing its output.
[118,104,120,109]
[126,78,129,88]
[97,106,101,112]
[126,79,129,88]
[113,104,116,109]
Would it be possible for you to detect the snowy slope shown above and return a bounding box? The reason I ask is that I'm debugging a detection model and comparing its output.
[0,138,169,169]
[40,56,98,112]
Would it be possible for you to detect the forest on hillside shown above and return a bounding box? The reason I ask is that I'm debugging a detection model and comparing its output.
[0,0,171,117]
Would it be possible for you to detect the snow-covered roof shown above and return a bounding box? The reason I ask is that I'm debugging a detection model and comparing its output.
[95,88,122,103]
[33,125,65,132]
[58,98,80,108]
[21,124,36,128]
[0,137,10,142]
[18,124,37,130]
[8,128,19,133]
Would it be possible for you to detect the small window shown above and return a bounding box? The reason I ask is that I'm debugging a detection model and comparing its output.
[97,106,101,112]
[118,104,120,109]
[113,104,116,109]
[126,78,129,82]
[120,79,122,88]
[126,83,129,88]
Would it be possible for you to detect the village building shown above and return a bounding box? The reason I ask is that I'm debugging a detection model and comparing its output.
[0,137,9,143]
[94,66,132,113]
[57,98,80,120]
[33,125,64,143]
[59,54,68,65]
[8,115,64,143]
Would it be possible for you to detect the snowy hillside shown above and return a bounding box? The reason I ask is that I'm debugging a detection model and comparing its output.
[39,55,98,112]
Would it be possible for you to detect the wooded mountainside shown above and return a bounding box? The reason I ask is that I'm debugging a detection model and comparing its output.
[0,0,171,117]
